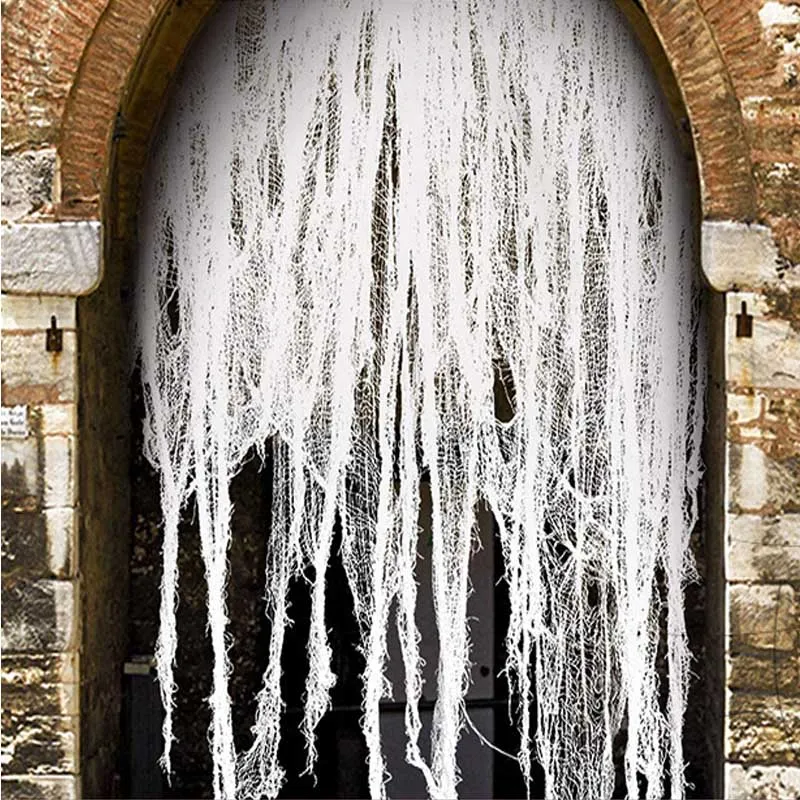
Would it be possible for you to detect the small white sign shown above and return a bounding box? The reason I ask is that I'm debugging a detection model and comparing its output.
[1,405,29,439]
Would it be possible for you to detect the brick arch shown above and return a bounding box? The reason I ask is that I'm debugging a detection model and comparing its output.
[640,0,757,222]
[57,0,759,256]
[58,0,216,223]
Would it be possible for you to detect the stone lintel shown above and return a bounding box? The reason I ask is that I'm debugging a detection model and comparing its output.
[1,222,101,296]
[702,220,800,292]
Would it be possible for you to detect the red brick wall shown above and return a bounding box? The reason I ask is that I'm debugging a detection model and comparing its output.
[2,0,797,261]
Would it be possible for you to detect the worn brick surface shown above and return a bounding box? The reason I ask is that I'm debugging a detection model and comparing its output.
[642,0,756,221]
[693,0,800,262]
[58,0,216,218]
[1,0,106,151]
[743,95,800,166]
[728,392,800,459]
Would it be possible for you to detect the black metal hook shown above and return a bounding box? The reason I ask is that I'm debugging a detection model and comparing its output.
[46,316,63,353]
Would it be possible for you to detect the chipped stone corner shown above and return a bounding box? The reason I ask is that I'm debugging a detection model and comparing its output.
[0,221,103,297]
[701,220,800,292]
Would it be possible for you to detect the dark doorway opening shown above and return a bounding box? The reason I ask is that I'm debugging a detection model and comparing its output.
[123,377,545,798]
[122,365,712,798]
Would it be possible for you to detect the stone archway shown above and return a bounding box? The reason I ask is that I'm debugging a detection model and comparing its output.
[108,3,720,796]
[2,0,798,798]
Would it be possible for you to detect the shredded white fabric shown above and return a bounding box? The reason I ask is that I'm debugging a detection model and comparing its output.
[135,0,706,798]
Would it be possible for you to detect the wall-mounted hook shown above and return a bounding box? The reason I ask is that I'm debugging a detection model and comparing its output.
[735,301,753,338]
[46,316,63,352]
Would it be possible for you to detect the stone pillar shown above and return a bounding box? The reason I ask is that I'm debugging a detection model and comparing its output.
[2,294,81,800]
[724,289,800,797]
[0,210,126,799]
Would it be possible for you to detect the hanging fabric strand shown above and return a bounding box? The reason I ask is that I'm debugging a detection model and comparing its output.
[135,0,705,798]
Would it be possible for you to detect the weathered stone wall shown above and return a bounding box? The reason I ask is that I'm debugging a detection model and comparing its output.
[1,0,798,797]
[2,296,80,800]
[725,288,800,796]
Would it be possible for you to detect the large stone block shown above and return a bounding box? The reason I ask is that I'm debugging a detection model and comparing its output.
[0,714,79,775]
[728,317,800,391]
[729,443,800,515]
[1,652,78,687]
[1,150,56,223]
[758,2,800,27]
[1,436,40,507]
[729,653,800,696]
[0,578,77,652]
[703,223,795,291]
[727,763,800,800]
[726,291,800,390]
[2,434,44,577]
[2,467,75,580]
[2,503,47,577]
[1,296,76,333]
[0,776,79,800]
[2,654,79,725]
[729,584,797,653]
[728,392,800,461]
[728,514,800,583]
[728,692,800,765]
[734,288,800,327]
[38,407,76,438]
[1,665,78,718]
[1,332,76,406]
[0,222,100,295]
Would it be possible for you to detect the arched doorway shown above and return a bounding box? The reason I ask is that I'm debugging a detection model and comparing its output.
[85,1,720,797]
